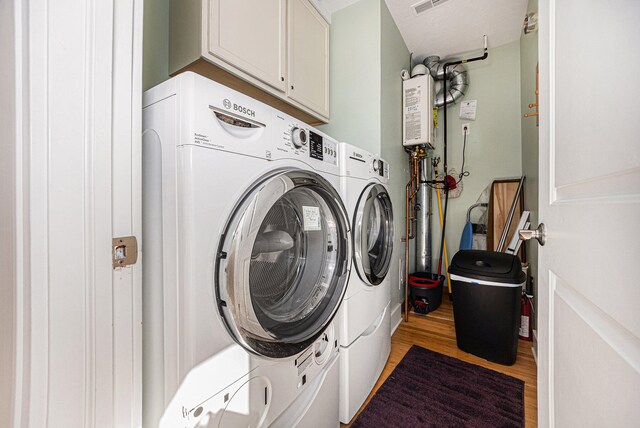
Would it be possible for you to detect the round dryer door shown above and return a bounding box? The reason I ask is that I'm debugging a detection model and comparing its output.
[216,170,351,358]
[353,183,394,285]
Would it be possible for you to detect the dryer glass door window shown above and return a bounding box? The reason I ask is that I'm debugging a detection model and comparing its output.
[353,184,394,286]
[217,170,350,358]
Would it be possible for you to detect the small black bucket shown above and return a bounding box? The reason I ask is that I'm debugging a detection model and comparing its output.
[409,272,445,315]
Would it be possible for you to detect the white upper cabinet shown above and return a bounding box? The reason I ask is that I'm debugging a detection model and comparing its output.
[287,0,329,118]
[209,0,286,92]
[170,0,330,123]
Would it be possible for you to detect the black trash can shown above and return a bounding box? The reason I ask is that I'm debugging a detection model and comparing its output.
[448,250,525,365]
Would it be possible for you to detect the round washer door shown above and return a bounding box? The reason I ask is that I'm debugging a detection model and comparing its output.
[353,183,394,286]
[216,170,351,358]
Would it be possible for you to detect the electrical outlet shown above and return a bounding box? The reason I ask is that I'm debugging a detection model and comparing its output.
[462,123,471,136]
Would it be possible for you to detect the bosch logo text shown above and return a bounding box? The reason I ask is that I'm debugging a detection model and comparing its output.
[222,99,256,117]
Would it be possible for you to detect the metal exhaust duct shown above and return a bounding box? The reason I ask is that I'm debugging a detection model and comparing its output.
[423,55,469,108]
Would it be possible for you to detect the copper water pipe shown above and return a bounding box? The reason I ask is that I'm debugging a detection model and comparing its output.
[408,156,420,238]
[404,158,414,322]
[403,151,421,322]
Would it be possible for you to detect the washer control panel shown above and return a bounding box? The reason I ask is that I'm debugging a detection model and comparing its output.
[273,115,338,168]
[309,131,337,165]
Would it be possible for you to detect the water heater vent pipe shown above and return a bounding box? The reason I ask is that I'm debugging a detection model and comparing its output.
[423,56,469,108]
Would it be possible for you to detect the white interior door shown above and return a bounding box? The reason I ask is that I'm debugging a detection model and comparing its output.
[4,1,143,426]
[537,0,640,425]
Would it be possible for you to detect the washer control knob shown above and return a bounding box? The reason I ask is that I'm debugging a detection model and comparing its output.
[291,127,308,148]
[372,159,379,171]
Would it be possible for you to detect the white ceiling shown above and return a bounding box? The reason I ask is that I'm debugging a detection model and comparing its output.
[317,0,528,61]
[314,0,362,18]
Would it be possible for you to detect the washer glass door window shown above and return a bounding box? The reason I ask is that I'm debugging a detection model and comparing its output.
[217,170,350,358]
[353,183,394,286]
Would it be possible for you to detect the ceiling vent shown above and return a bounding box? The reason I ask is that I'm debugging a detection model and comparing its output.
[412,0,450,15]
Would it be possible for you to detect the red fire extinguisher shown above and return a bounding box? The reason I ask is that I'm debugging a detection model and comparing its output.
[519,292,533,341]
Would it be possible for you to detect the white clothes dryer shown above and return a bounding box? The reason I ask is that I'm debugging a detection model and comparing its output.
[142,72,350,428]
[337,143,394,423]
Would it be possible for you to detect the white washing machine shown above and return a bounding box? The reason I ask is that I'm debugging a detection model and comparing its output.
[337,143,394,423]
[142,72,351,428]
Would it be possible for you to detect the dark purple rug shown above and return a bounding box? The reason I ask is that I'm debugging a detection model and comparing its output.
[351,345,524,427]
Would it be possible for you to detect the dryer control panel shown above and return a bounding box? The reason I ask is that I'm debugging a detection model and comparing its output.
[373,158,390,179]
[339,142,390,184]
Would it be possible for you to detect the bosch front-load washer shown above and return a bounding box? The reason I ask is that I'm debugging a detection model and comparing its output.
[337,143,394,423]
[142,72,350,427]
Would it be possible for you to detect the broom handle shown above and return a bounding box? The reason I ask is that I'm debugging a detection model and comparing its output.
[436,180,453,294]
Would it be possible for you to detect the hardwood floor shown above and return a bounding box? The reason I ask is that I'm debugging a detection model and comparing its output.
[343,293,538,427]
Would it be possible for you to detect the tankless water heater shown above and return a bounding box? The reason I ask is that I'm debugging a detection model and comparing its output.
[402,74,435,148]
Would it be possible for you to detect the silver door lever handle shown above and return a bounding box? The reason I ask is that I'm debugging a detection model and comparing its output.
[519,223,546,246]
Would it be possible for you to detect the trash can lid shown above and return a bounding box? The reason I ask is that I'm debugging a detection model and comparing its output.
[448,250,525,284]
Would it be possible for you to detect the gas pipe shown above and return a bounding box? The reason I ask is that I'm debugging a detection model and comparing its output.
[519,293,533,341]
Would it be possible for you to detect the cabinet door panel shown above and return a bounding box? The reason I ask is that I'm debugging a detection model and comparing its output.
[209,0,286,91]
[288,0,329,117]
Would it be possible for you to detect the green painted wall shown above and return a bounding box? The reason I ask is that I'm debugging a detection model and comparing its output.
[430,41,523,270]
[380,2,410,317]
[143,0,170,91]
[317,0,381,154]
[319,0,409,325]
[520,0,539,321]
